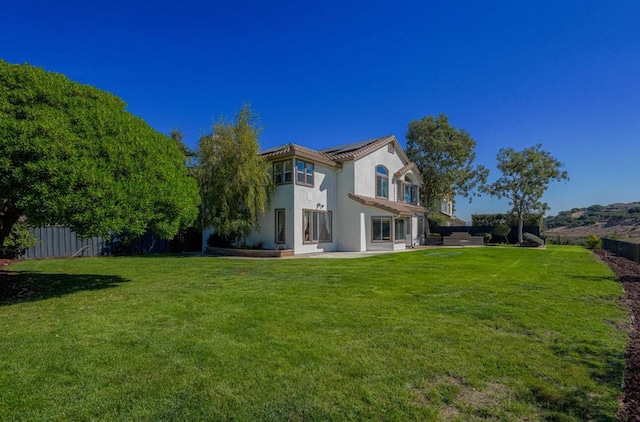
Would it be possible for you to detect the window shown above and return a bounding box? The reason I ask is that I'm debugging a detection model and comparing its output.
[397,180,418,204]
[296,160,314,186]
[394,218,405,242]
[375,165,388,199]
[441,199,450,214]
[303,210,332,243]
[372,217,391,242]
[273,160,292,185]
[275,209,285,243]
[388,142,394,154]
[418,215,425,239]
[404,184,412,203]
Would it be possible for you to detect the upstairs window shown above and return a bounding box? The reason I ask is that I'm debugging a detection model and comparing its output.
[397,178,418,205]
[375,165,388,199]
[296,160,314,186]
[273,160,292,185]
[441,199,449,214]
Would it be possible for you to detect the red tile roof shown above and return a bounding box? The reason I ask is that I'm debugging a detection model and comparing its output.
[260,135,422,180]
[348,193,427,217]
[260,143,341,168]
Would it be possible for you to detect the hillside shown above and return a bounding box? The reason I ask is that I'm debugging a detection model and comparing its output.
[543,202,640,241]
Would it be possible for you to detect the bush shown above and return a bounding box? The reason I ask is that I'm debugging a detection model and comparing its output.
[583,234,602,249]
[428,214,445,230]
[0,221,37,258]
[522,232,544,246]
[544,235,586,246]
[492,223,511,243]
[482,233,492,244]
[426,233,442,245]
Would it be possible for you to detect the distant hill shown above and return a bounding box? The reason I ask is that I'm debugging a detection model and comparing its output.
[543,202,640,240]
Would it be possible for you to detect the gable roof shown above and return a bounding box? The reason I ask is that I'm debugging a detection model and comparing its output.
[260,135,422,181]
[260,143,341,168]
[320,136,395,162]
[394,162,423,181]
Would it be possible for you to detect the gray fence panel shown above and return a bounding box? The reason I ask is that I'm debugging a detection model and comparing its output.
[602,238,640,264]
[23,226,170,259]
[25,226,100,259]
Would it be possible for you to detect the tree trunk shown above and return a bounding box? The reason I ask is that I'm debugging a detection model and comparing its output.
[424,210,431,236]
[518,213,524,244]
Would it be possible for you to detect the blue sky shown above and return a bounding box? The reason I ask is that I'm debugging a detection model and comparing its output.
[3,0,639,222]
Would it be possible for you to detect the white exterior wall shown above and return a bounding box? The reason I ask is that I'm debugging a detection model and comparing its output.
[350,144,422,252]
[352,144,407,199]
[244,140,424,254]
[245,182,294,250]
[292,162,338,254]
[335,161,366,252]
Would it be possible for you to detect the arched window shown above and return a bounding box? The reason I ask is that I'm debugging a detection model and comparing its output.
[375,165,388,199]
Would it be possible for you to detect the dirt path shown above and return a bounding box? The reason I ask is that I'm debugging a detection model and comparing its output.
[593,249,640,421]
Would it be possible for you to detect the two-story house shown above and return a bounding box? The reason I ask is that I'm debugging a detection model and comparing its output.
[431,197,466,226]
[244,135,428,254]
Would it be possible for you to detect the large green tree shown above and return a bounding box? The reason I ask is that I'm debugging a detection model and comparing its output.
[0,61,200,248]
[406,114,488,233]
[197,104,273,242]
[483,144,568,243]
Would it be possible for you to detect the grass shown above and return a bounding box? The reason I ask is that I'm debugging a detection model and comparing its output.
[0,246,628,421]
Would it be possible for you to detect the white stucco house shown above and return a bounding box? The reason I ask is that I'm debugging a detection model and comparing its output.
[432,197,466,226]
[242,135,428,255]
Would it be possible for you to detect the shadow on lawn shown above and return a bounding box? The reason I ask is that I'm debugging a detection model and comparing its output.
[0,270,129,306]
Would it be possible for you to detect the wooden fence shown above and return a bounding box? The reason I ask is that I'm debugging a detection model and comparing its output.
[23,226,170,259]
[602,238,640,264]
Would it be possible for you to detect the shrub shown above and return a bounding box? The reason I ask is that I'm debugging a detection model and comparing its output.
[0,221,37,258]
[428,214,446,230]
[482,233,493,244]
[522,232,544,246]
[583,234,602,249]
[544,235,586,246]
[492,223,511,243]
[426,233,442,245]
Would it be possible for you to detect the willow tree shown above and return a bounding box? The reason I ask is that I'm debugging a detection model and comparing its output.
[0,61,200,249]
[406,114,488,233]
[197,104,273,242]
[484,144,568,243]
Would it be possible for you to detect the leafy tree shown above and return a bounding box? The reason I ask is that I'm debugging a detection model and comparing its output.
[0,61,200,249]
[427,213,445,231]
[492,223,511,244]
[483,144,568,243]
[472,213,542,227]
[197,104,273,242]
[406,114,488,234]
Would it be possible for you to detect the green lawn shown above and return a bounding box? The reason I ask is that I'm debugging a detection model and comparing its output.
[0,246,628,421]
